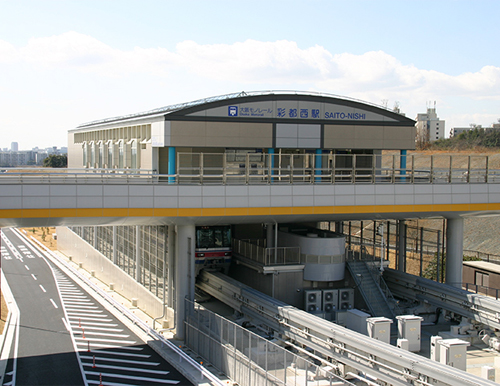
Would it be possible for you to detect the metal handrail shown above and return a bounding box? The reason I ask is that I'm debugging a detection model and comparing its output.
[1,153,500,185]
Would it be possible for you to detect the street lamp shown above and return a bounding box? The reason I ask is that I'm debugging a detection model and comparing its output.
[376,224,385,272]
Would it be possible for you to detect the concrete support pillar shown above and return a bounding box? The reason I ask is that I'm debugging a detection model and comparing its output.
[135,226,141,283]
[112,226,117,265]
[93,226,98,249]
[446,217,464,288]
[266,223,274,248]
[174,224,196,340]
[398,220,406,272]
[167,225,175,307]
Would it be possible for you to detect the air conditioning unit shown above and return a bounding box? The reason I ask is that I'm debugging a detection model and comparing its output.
[338,288,354,310]
[304,290,322,313]
[322,289,338,313]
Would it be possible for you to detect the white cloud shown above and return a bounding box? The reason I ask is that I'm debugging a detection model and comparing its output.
[1,32,500,148]
[4,32,500,102]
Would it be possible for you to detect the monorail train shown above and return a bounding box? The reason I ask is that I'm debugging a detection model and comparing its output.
[195,225,232,276]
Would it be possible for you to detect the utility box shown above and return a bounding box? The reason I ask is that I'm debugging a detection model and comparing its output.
[396,315,424,352]
[397,338,409,350]
[346,309,370,335]
[482,366,495,382]
[367,317,393,344]
[430,335,443,362]
[439,339,470,371]
[304,290,322,313]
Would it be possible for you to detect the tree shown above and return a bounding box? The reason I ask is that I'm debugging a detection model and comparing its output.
[43,154,67,168]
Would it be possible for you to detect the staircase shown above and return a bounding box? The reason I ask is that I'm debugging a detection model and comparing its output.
[347,260,396,318]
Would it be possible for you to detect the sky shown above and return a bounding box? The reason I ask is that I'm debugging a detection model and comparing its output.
[0,0,499,150]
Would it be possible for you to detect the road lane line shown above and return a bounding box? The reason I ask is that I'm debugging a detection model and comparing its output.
[77,342,144,350]
[31,273,37,280]
[82,362,169,374]
[71,325,122,332]
[79,355,159,366]
[82,350,150,358]
[50,299,59,309]
[62,318,71,332]
[83,371,180,384]
[74,337,137,344]
[39,284,46,292]
[77,331,130,338]
[24,264,30,271]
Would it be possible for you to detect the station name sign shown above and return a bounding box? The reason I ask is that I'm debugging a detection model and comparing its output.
[188,100,394,122]
[229,105,367,120]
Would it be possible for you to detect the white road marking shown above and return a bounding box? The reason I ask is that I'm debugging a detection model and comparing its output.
[82,349,150,358]
[78,331,130,338]
[68,315,114,322]
[39,284,46,292]
[64,304,99,309]
[83,371,179,384]
[74,337,137,344]
[68,316,118,327]
[77,342,144,350]
[64,300,93,304]
[31,273,37,281]
[67,312,109,318]
[82,362,169,374]
[79,355,159,366]
[24,264,30,271]
[65,309,104,314]
[62,318,71,332]
[50,299,58,309]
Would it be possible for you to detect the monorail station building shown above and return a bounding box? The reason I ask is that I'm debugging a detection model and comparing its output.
[5,91,500,385]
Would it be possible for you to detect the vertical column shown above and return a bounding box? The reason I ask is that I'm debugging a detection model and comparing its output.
[446,217,464,288]
[268,148,275,181]
[400,150,407,175]
[174,224,195,340]
[168,146,176,183]
[315,149,322,181]
[112,226,117,265]
[167,225,175,307]
[135,226,141,283]
[398,220,406,272]
[266,223,274,248]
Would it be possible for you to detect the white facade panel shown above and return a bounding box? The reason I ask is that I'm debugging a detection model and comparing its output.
[103,196,129,208]
[129,196,154,208]
[0,197,22,209]
[76,196,103,208]
[23,196,50,209]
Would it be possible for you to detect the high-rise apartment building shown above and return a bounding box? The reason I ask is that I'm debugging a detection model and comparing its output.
[415,105,445,143]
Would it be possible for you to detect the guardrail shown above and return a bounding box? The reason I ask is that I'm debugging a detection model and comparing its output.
[465,283,500,300]
[1,153,500,185]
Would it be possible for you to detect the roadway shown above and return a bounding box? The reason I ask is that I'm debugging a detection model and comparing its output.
[0,228,192,386]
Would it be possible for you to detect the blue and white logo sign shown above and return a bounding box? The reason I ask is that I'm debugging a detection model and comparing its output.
[228,106,238,116]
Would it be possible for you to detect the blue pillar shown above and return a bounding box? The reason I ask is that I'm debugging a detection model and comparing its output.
[400,150,407,175]
[315,149,322,182]
[268,148,275,182]
[168,146,176,183]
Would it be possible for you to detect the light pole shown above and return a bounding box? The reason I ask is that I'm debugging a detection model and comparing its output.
[377,224,385,272]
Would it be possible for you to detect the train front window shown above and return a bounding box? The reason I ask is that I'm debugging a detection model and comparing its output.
[196,228,214,249]
[196,226,231,249]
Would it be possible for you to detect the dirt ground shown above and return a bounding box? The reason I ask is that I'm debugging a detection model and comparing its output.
[20,227,58,251]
